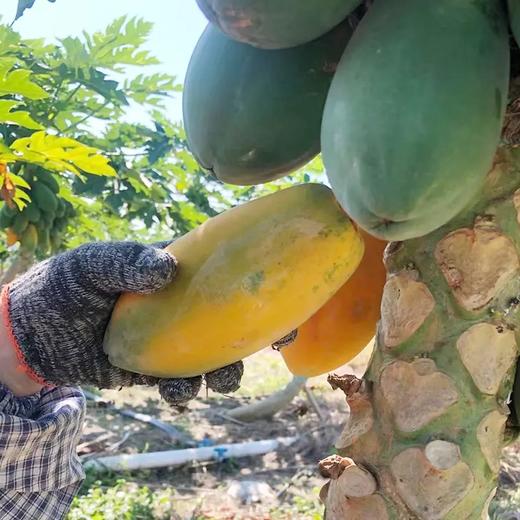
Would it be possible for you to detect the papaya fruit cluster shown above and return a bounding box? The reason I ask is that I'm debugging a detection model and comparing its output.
[0,167,75,256]
[177,1,520,376]
[185,0,513,242]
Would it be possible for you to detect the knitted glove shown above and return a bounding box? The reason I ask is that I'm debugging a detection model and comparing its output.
[1,241,243,405]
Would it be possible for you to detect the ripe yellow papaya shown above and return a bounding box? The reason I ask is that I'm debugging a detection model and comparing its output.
[104,183,364,378]
[5,228,18,247]
[280,231,387,377]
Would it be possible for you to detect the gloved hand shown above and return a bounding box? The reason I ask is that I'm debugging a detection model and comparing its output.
[1,241,244,405]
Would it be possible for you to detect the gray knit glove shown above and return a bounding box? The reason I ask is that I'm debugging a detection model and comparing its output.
[2,241,244,405]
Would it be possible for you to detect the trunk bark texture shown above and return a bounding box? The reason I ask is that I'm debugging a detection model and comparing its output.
[319,145,520,519]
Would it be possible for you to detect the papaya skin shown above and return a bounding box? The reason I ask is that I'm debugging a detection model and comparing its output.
[103,183,364,378]
[5,228,18,247]
[183,22,353,186]
[195,0,361,49]
[281,230,386,377]
[321,0,510,241]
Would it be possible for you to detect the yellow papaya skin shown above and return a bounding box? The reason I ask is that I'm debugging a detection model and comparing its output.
[103,183,364,378]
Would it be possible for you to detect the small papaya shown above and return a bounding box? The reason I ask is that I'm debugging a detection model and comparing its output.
[280,231,386,377]
[5,228,18,247]
[37,171,60,194]
[0,205,15,228]
[23,202,41,224]
[11,213,28,235]
[20,224,38,252]
[32,182,58,213]
[196,0,361,49]
[104,183,364,378]
[36,226,50,253]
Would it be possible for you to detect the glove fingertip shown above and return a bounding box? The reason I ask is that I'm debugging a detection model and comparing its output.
[131,247,178,294]
[205,361,244,394]
[158,376,202,406]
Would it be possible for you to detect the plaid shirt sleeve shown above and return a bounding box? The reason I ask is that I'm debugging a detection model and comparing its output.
[0,383,86,520]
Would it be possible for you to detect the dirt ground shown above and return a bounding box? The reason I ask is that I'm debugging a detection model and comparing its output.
[75,346,520,519]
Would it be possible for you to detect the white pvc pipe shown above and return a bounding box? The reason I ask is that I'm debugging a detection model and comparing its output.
[84,436,298,472]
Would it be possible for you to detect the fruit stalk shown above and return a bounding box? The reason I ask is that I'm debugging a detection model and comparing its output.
[320,145,520,518]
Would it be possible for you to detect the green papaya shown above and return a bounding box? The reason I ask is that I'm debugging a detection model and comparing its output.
[23,202,41,224]
[40,211,55,229]
[21,224,38,252]
[321,0,510,241]
[36,226,50,253]
[36,171,60,194]
[183,21,353,186]
[195,0,361,49]
[11,213,28,235]
[32,182,58,213]
[55,199,65,218]
[63,200,76,218]
[53,217,67,232]
[50,232,62,252]
[0,205,15,228]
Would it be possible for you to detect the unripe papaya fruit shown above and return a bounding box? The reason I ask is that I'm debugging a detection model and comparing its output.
[50,232,62,252]
[36,226,50,253]
[11,213,28,235]
[23,202,41,224]
[55,199,65,218]
[196,0,361,49]
[0,205,15,228]
[281,231,386,377]
[21,224,38,252]
[37,170,60,194]
[508,0,520,48]
[183,22,353,185]
[40,211,55,229]
[32,182,58,213]
[104,183,364,378]
[321,0,509,240]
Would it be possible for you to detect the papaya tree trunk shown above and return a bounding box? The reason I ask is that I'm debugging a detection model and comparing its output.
[319,145,520,519]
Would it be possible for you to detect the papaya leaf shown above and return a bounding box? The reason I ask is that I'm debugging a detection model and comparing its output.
[85,17,158,69]
[10,132,116,176]
[9,173,30,189]
[13,187,31,209]
[0,100,43,129]
[59,37,91,69]
[76,68,128,105]
[0,28,21,56]
[0,67,48,100]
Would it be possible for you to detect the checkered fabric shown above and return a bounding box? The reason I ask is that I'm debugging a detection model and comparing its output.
[0,383,86,519]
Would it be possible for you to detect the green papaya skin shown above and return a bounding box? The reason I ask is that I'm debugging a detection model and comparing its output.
[37,171,60,194]
[11,213,28,235]
[32,182,58,213]
[195,0,361,49]
[23,202,41,224]
[321,0,510,241]
[0,206,15,228]
[508,0,520,47]
[183,21,353,186]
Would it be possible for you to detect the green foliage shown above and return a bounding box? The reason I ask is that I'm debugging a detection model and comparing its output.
[0,7,324,266]
[67,478,175,520]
